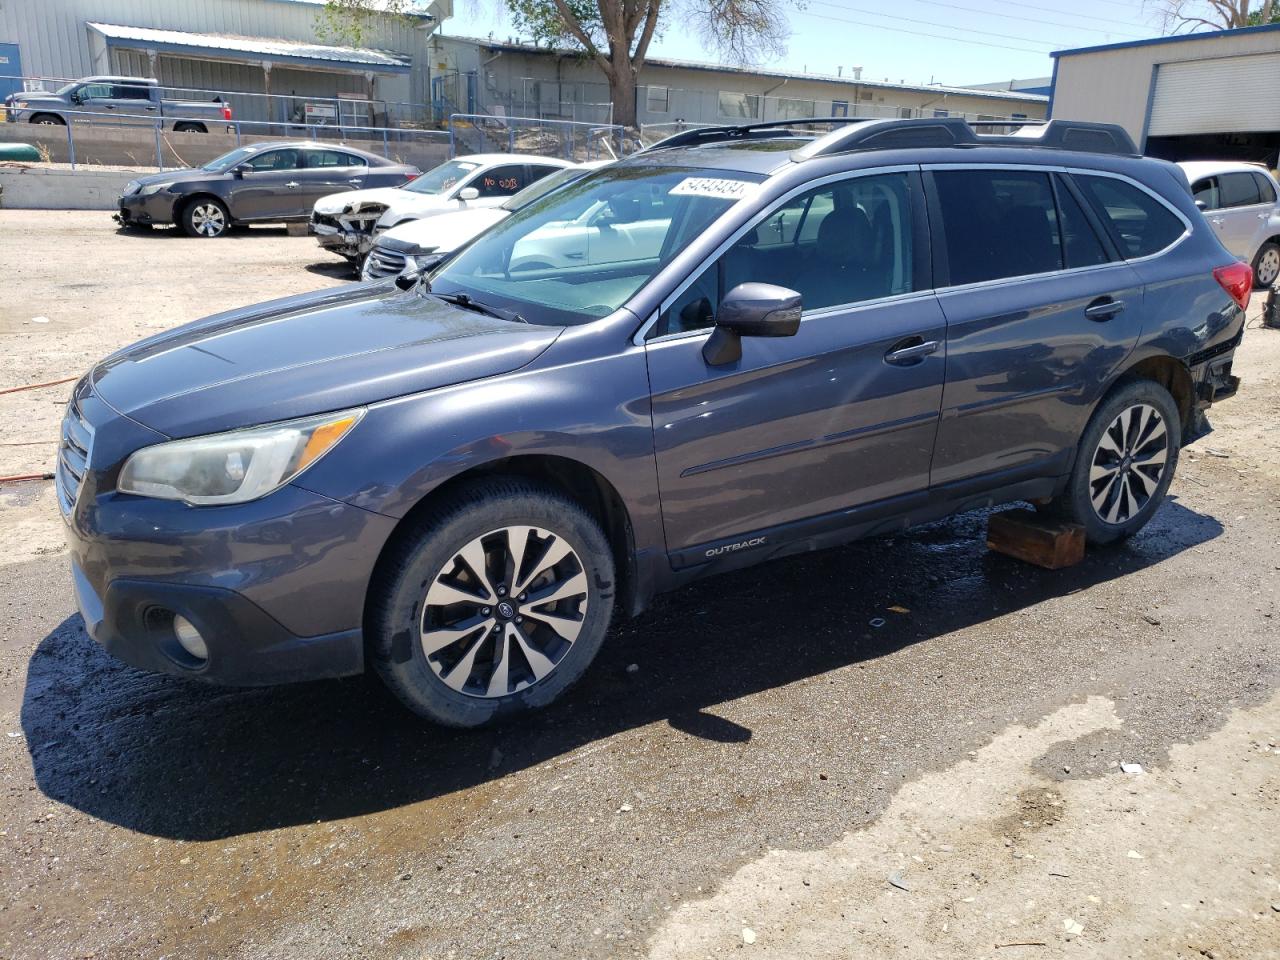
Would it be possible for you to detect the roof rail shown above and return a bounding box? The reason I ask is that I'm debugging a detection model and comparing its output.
[638,117,1139,159]
[636,118,873,155]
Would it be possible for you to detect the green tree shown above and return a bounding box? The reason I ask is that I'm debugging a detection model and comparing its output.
[325,0,795,127]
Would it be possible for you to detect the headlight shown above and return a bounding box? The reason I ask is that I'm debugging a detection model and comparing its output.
[137,182,168,197]
[118,408,364,506]
[414,251,444,269]
[14,100,29,109]
[123,180,141,196]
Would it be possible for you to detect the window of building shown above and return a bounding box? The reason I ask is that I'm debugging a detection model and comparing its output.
[932,169,1062,285]
[831,100,849,117]
[645,85,669,113]
[858,92,874,102]
[1074,175,1186,259]
[1218,171,1263,208]
[659,172,915,335]
[718,91,760,119]
[896,107,914,119]
[776,97,815,120]
[933,109,949,118]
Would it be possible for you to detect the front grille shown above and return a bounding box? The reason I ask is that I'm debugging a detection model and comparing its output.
[365,242,410,279]
[55,383,94,516]
[312,211,340,229]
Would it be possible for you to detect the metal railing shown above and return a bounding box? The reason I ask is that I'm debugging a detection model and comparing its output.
[448,113,634,161]
[12,107,450,171]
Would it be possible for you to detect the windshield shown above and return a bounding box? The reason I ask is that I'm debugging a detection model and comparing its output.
[202,146,257,173]
[429,165,764,326]
[404,159,480,196]
[54,81,80,96]
[500,165,593,212]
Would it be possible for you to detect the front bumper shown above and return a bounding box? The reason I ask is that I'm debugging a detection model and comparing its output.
[60,382,398,685]
[115,191,177,227]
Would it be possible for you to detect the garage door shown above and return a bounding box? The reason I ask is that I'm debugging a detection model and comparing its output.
[1148,52,1280,136]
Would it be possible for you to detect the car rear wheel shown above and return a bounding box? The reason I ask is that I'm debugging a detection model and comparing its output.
[30,114,65,126]
[181,198,230,238]
[1252,241,1280,289]
[1043,380,1181,545]
[369,479,615,727]
[172,122,207,134]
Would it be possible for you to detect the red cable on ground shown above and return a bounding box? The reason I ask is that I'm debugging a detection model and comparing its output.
[0,376,78,396]
[0,473,54,483]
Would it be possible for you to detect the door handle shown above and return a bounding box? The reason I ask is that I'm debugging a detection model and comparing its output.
[884,337,939,365]
[348,178,363,185]
[1211,217,1225,226]
[285,181,300,189]
[1260,212,1270,220]
[145,105,156,111]
[1085,297,1125,321]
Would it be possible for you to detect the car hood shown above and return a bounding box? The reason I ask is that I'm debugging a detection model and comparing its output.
[379,207,509,253]
[125,168,212,190]
[313,187,406,215]
[7,91,67,107]
[90,284,564,438]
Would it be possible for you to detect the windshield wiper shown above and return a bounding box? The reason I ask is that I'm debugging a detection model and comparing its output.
[429,290,527,324]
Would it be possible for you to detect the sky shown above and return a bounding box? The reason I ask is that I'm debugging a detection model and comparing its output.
[439,0,1171,87]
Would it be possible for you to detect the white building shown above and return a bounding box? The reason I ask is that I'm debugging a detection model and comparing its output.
[1049,23,1280,166]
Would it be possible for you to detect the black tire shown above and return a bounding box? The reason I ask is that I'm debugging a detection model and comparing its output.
[1043,379,1181,545]
[29,113,65,126]
[172,122,207,134]
[369,479,615,727]
[1252,241,1280,290]
[180,197,230,238]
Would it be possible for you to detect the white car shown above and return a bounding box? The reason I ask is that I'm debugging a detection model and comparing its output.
[312,153,576,261]
[1179,160,1280,288]
[362,162,605,280]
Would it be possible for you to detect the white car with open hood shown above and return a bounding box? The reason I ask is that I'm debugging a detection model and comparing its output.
[311,153,576,261]
[361,162,607,280]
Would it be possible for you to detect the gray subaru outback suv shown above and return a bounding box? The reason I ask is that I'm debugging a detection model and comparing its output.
[59,118,1248,726]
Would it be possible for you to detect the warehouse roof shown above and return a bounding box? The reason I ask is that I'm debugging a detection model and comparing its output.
[87,22,412,72]
[1052,21,1280,58]
[460,36,1049,103]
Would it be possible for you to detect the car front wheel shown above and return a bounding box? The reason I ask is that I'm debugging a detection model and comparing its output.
[1044,380,1181,545]
[182,198,230,238]
[369,479,615,727]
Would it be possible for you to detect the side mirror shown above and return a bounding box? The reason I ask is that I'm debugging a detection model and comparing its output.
[1194,199,1208,211]
[458,186,480,201]
[702,282,802,366]
[232,164,250,178]
[393,265,422,290]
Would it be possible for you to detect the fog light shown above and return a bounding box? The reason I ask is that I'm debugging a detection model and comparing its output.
[172,615,208,661]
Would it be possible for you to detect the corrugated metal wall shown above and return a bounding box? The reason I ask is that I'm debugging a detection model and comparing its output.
[0,0,425,108]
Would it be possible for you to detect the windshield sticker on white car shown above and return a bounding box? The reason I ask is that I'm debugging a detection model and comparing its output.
[669,177,758,201]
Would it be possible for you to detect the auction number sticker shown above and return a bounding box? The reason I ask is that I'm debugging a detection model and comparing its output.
[669,177,758,201]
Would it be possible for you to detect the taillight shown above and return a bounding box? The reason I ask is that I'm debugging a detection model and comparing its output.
[1213,261,1253,312]
[221,103,233,120]
[405,172,418,183]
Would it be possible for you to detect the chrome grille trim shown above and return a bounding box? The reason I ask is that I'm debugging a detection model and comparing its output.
[364,243,410,279]
[55,385,94,517]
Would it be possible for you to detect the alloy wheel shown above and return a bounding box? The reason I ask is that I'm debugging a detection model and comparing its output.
[191,203,226,237]
[1088,403,1168,525]
[1257,247,1280,288]
[420,526,589,699]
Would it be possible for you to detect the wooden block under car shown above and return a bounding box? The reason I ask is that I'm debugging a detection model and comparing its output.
[986,509,1085,570]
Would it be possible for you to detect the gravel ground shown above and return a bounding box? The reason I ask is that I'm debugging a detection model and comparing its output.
[0,211,1278,960]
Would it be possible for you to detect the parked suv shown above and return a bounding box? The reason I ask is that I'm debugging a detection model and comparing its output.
[1179,160,1280,287]
[61,118,1248,727]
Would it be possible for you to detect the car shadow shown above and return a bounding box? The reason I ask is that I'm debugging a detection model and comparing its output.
[304,260,359,280]
[112,225,296,239]
[21,498,1222,841]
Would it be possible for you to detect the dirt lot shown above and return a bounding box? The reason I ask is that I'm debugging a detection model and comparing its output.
[1,211,1278,960]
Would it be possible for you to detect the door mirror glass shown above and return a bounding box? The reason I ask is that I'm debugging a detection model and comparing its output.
[703,282,802,365]
[458,186,480,201]
[232,163,250,178]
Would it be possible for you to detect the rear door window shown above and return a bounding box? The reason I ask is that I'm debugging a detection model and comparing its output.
[474,164,529,198]
[1074,175,1185,259]
[1052,175,1111,269]
[931,169,1062,285]
[1218,172,1263,208]
[1254,172,1278,205]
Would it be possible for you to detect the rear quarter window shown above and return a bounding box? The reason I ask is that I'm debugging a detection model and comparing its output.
[1074,175,1185,259]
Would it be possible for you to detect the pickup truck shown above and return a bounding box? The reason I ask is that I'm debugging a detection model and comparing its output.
[3,76,231,131]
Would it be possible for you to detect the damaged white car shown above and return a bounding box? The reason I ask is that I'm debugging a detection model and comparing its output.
[310,153,575,262]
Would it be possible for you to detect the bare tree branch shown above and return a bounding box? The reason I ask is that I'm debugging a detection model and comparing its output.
[685,0,789,65]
